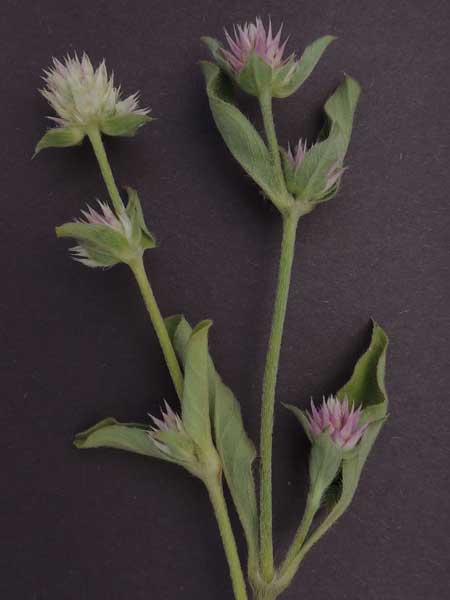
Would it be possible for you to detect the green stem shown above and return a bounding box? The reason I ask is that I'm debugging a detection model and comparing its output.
[258,91,285,193]
[279,493,320,576]
[87,126,125,214]
[206,475,249,600]
[129,256,184,401]
[277,503,344,589]
[259,212,299,581]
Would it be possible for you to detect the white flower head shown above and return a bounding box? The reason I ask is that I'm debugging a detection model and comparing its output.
[37,52,151,152]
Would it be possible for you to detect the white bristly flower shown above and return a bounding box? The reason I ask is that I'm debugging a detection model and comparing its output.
[41,52,149,129]
[36,53,151,153]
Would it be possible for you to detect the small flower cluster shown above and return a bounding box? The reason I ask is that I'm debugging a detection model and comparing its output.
[222,18,294,78]
[148,401,185,454]
[307,395,369,450]
[287,139,346,197]
[41,53,149,129]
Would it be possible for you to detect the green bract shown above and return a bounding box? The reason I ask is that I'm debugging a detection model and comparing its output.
[56,187,156,268]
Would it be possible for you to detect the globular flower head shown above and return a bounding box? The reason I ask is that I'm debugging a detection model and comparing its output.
[56,188,156,269]
[148,402,197,464]
[36,53,151,153]
[282,137,346,207]
[307,395,369,450]
[222,18,292,75]
[203,20,335,98]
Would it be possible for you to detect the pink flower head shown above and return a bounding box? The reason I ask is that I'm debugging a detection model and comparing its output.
[287,139,308,171]
[307,395,369,450]
[222,17,293,74]
[148,401,184,454]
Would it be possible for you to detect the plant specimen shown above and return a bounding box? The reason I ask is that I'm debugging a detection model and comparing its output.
[36,21,389,599]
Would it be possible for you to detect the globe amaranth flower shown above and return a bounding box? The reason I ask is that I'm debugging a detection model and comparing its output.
[223,18,295,78]
[202,18,335,98]
[282,137,346,205]
[56,188,156,268]
[148,402,197,465]
[36,53,151,153]
[307,395,369,450]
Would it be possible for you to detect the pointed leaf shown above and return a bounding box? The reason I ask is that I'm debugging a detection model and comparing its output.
[284,403,313,443]
[101,113,151,137]
[338,320,389,421]
[164,314,192,368]
[165,315,258,563]
[34,126,85,155]
[275,35,336,98]
[201,61,286,209]
[74,417,172,461]
[124,187,157,249]
[322,75,361,157]
[181,320,213,449]
[213,376,259,567]
[308,431,343,502]
[201,36,233,74]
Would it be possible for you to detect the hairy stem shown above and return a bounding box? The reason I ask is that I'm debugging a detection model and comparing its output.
[277,501,346,589]
[259,213,299,581]
[129,256,184,401]
[279,493,320,576]
[206,475,249,600]
[258,91,285,193]
[87,126,125,214]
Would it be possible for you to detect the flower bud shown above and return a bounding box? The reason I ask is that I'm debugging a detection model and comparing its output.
[148,401,198,465]
[56,187,156,268]
[282,138,346,205]
[36,53,151,154]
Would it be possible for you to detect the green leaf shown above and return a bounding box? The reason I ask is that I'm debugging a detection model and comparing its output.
[337,320,389,421]
[213,376,259,567]
[101,113,151,137]
[237,51,273,96]
[124,187,157,250]
[164,315,259,564]
[322,75,361,157]
[56,221,132,266]
[275,35,336,98]
[164,314,192,366]
[34,126,85,156]
[306,322,389,548]
[201,61,285,208]
[290,75,361,202]
[74,417,171,461]
[201,36,233,74]
[308,431,343,503]
[284,403,313,443]
[181,320,213,449]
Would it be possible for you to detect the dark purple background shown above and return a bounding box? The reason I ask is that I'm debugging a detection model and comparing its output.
[2,1,449,598]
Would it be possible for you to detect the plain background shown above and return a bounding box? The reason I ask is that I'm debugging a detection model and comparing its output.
[1,0,449,598]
